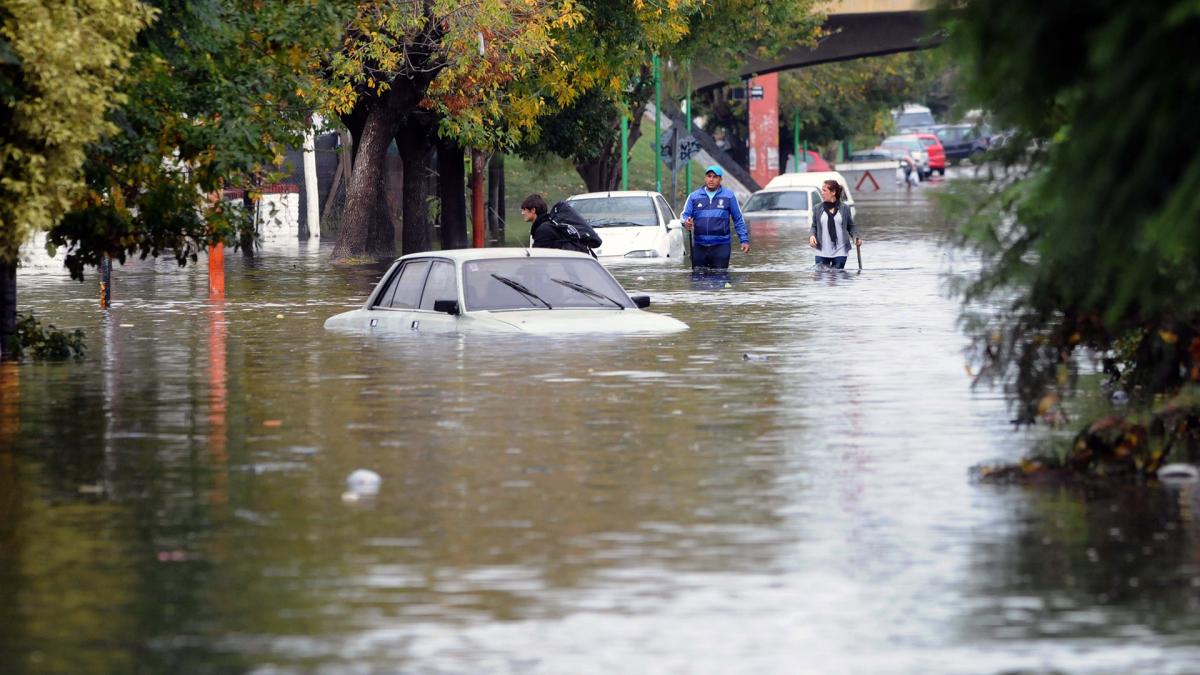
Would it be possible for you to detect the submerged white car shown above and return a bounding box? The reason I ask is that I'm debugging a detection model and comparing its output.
[563,190,687,261]
[324,248,688,335]
[743,171,857,221]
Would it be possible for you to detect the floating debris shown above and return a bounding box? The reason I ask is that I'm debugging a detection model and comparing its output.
[346,468,382,495]
[742,353,769,362]
[1158,463,1200,484]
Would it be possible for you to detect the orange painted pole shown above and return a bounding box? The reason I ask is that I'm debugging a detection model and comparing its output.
[471,149,485,248]
[99,255,112,309]
[208,243,225,298]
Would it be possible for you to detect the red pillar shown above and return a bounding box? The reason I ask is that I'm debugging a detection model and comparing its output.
[471,150,485,248]
[748,72,780,187]
[208,243,225,298]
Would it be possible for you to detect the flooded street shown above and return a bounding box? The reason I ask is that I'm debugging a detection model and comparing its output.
[4,185,1200,674]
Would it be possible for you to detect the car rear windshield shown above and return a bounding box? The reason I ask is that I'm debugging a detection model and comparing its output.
[566,196,658,227]
[896,111,934,129]
[462,257,633,311]
[744,190,811,212]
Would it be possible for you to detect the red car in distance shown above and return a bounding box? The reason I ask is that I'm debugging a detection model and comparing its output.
[915,132,946,176]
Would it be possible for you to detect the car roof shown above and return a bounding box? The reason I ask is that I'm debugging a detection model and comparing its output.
[393,247,594,264]
[764,171,850,189]
[566,190,663,200]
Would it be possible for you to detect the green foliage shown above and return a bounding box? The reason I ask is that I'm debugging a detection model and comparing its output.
[518,0,823,170]
[46,0,346,280]
[779,51,942,148]
[7,313,86,360]
[326,0,572,151]
[0,0,153,263]
[939,0,1200,419]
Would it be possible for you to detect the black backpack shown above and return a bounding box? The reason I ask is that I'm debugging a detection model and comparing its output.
[548,201,602,256]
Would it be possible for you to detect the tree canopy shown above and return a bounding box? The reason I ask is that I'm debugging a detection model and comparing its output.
[0,0,153,263]
[939,0,1200,416]
[779,51,941,149]
[44,0,345,279]
[516,0,824,188]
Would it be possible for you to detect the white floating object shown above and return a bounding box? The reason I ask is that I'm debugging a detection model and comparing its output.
[1111,390,1129,404]
[346,469,382,494]
[1158,463,1200,484]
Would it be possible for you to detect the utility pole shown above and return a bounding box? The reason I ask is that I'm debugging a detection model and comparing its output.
[654,54,661,193]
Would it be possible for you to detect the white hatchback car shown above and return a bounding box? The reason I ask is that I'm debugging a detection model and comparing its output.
[562,190,687,261]
[743,171,857,221]
[324,248,687,335]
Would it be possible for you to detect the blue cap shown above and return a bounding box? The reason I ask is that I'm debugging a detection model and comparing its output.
[704,165,723,177]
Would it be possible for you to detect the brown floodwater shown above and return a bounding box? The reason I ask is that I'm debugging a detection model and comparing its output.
[3,180,1200,674]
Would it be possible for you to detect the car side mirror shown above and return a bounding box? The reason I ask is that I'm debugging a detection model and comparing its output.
[666,219,681,230]
[631,295,650,309]
[432,299,460,315]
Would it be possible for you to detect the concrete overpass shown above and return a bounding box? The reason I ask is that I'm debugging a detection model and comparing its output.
[692,0,940,91]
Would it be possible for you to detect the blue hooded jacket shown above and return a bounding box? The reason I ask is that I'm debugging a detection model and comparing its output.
[681,186,749,247]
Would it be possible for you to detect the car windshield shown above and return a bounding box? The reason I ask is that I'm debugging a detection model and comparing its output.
[462,257,633,311]
[895,110,934,129]
[882,138,921,153]
[850,149,895,161]
[565,196,658,227]
[744,190,810,212]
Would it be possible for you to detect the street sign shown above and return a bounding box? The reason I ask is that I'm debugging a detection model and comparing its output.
[659,127,677,170]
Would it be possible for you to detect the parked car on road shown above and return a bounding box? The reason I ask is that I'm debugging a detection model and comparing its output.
[562,190,686,261]
[892,103,936,133]
[933,123,991,162]
[324,248,687,335]
[915,132,946,176]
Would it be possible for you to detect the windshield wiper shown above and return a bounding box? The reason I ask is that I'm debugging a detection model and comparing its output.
[550,278,625,309]
[490,273,552,309]
[592,219,647,227]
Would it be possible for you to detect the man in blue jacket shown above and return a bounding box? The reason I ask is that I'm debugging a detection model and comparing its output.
[681,165,750,270]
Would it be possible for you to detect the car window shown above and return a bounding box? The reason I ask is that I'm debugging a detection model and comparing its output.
[565,196,657,227]
[919,137,938,148]
[375,260,430,309]
[938,126,973,143]
[744,190,810,212]
[418,260,456,310]
[463,257,633,311]
[895,110,935,129]
[653,195,675,222]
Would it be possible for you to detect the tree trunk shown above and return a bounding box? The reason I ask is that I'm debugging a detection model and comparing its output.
[0,261,15,360]
[397,116,434,255]
[574,99,649,193]
[437,137,468,250]
[380,152,404,254]
[332,94,403,262]
[487,154,505,245]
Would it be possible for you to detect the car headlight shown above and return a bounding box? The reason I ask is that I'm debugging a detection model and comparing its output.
[624,250,659,258]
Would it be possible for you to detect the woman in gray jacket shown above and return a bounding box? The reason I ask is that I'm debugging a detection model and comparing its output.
[808,180,861,268]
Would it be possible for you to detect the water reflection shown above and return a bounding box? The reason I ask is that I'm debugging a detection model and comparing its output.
[2,187,1199,672]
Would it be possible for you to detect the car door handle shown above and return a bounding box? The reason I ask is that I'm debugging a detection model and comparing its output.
[411,320,419,331]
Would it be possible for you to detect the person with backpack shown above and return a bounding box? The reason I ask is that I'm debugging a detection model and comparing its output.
[521,194,602,256]
[680,166,750,271]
